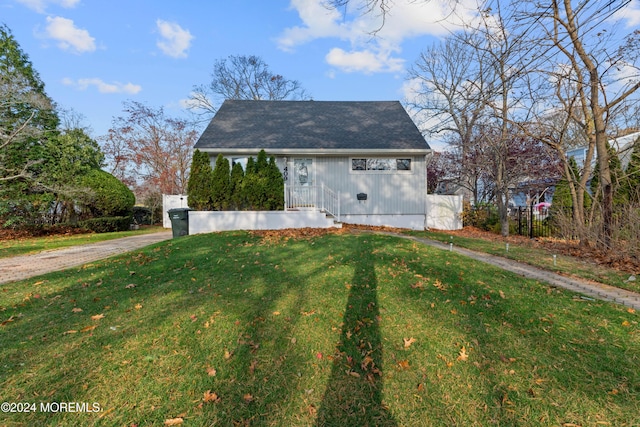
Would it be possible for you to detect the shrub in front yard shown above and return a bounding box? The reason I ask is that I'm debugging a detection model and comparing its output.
[187,149,214,211]
[78,215,132,232]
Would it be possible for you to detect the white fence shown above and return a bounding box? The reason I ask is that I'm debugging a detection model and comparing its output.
[163,193,462,232]
[188,210,339,234]
[162,194,189,228]
[426,194,463,230]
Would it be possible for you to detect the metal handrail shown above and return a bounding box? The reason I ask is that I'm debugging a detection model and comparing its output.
[284,184,340,223]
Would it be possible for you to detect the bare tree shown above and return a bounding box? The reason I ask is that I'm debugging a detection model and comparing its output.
[329,0,640,244]
[189,55,309,118]
[519,69,595,240]
[408,31,493,202]
[410,3,547,235]
[101,101,197,199]
[521,0,640,247]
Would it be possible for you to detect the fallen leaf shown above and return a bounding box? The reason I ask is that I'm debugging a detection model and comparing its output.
[272,311,281,316]
[347,370,361,378]
[622,321,631,327]
[190,315,198,322]
[437,354,453,367]
[134,304,143,310]
[433,279,446,291]
[361,355,374,371]
[206,366,217,376]
[417,383,425,392]
[125,284,136,289]
[80,325,96,333]
[1,315,15,326]
[63,330,78,335]
[243,393,254,403]
[203,390,220,403]
[397,360,410,370]
[316,352,323,359]
[627,308,636,314]
[403,337,417,348]
[224,350,233,360]
[249,359,258,374]
[72,308,83,313]
[457,346,469,361]
[91,314,105,321]
[164,418,183,426]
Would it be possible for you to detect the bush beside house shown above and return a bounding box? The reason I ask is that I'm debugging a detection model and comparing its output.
[211,154,231,210]
[187,149,284,211]
[187,149,214,210]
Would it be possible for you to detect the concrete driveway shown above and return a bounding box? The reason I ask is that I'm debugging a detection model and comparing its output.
[0,231,172,285]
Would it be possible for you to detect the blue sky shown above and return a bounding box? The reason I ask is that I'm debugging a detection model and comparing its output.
[2,0,640,150]
[0,0,472,145]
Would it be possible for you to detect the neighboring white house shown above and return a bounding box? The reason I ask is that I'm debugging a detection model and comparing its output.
[193,100,438,230]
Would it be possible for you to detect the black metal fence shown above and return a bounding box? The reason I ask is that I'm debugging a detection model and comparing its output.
[465,205,553,238]
[512,205,552,238]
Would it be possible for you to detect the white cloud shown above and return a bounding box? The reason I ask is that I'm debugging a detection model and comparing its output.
[278,0,349,51]
[278,0,477,74]
[17,0,80,13]
[156,19,193,58]
[44,16,95,53]
[63,77,142,94]
[325,47,403,73]
[614,0,640,27]
[178,95,203,110]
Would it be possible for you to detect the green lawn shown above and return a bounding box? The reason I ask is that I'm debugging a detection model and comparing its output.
[0,231,638,426]
[0,226,165,259]
[415,229,640,294]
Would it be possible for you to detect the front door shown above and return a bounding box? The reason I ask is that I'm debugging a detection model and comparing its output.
[291,158,315,208]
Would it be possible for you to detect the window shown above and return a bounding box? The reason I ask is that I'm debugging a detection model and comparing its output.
[231,157,249,170]
[351,158,412,173]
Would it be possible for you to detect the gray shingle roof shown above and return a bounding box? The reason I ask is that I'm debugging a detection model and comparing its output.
[194,100,431,154]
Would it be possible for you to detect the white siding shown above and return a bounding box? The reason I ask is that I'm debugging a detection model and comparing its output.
[209,153,427,217]
[283,156,426,216]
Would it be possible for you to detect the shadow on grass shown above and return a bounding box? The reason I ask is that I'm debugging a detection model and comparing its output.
[316,238,397,426]
[0,232,333,425]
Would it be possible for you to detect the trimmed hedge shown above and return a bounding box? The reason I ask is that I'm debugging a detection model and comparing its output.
[78,169,135,218]
[79,216,132,233]
[191,149,284,211]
